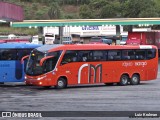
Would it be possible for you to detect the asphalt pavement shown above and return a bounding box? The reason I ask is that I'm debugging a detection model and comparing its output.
[0,64,160,120]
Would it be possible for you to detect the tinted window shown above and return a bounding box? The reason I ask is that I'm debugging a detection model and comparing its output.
[122,50,135,60]
[102,39,112,45]
[108,50,121,60]
[146,49,156,59]
[17,49,32,60]
[0,49,17,60]
[90,37,101,42]
[60,49,156,64]
[93,51,106,61]
[61,51,78,65]
[135,50,146,60]
[78,51,92,62]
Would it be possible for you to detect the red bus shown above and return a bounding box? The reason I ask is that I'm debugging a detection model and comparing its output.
[24,44,158,89]
[0,38,30,43]
[126,32,155,45]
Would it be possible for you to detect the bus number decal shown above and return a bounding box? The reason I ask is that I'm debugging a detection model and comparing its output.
[122,62,147,67]
[78,64,102,84]
[135,62,147,66]
[122,62,133,67]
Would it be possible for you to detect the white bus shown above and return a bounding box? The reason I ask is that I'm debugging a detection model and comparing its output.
[45,33,55,44]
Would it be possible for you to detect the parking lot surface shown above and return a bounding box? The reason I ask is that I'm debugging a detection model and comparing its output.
[0,66,160,120]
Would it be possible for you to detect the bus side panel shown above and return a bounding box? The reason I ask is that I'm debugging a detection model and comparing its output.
[103,61,126,83]
[145,58,158,81]
[146,69,157,80]
[103,68,116,83]
[58,62,104,85]
[57,63,79,85]
[0,68,10,82]
[0,61,15,82]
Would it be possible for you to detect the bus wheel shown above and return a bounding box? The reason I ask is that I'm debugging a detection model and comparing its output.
[130,74,140,85]
[119,75,129,86]
[0,82,4,84]
[56,78,67,89]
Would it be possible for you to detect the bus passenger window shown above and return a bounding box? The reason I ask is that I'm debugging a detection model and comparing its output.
[128,51,135,60]
[135,50,146,60]
[0,49,17,60]
[61,51,78,65]
[108,51,116,60]
[147,49,156,59]
[77,51,92,62]
[93,51,104,61]
[43,58,55,72]
[82,56,87,62]
[122,50,135,60]
[108,50,121,60]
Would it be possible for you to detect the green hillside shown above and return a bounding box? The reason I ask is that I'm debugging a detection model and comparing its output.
[4,0,160,20]
[1,0,160,35]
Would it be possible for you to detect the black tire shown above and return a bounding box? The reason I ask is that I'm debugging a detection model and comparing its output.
[130,74,140,85]
[0,82,4,84]
[119,74,129,86]
[56,78,67,89]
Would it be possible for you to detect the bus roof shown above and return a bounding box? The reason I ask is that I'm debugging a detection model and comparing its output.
[35,44,157,53]
[36,44,62,53]
[0,43,41,49]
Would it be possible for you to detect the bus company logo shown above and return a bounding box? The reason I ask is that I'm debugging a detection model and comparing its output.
[0,64,10,67]
[135,62,147,66]
[1,112,42,118]
[82,26,99,31]
[78,64,102,84]
[122,62,133,67]
[2,112,11,117]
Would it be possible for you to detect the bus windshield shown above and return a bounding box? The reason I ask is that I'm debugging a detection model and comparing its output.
[45,34,54,37]
[26,50,61,76]
[90,37,101,42]
[62,37,71,41]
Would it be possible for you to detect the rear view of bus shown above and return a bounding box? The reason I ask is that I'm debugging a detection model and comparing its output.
[0,43,41,84]
[25,44,158,89]
[45,33,55,44]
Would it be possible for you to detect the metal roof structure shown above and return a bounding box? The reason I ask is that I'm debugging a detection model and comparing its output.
[0,2,23,22]
[11,18,160,28]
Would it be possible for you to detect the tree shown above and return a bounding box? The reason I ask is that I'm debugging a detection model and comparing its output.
[79,0,122,19]
[48,2,61,19]
[100,1,121,18]
[122,0,159,18]
[79,4,94,19]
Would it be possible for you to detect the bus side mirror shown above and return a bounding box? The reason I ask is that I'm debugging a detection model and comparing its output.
[21,55,29,64]
[40,56,54,66]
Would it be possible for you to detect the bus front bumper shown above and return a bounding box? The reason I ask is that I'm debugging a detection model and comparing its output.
[25,77,53,86]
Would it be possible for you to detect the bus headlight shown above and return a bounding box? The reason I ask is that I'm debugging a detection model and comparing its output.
[37,76,46,80]
[39,82,42,85]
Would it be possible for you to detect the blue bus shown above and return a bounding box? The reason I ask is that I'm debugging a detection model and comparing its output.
[0,43,41,84]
